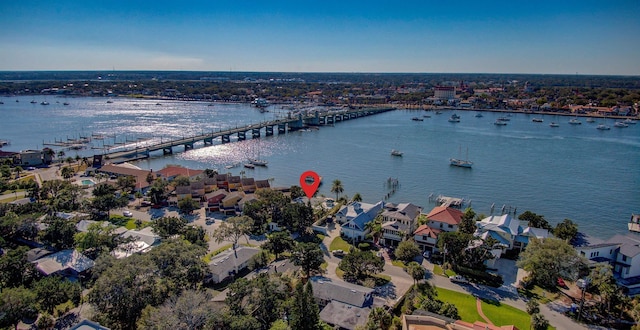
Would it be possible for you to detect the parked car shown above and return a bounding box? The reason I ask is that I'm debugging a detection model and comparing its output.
[123,210,133,217]
[449,275,469,284]
[332,249,345,257]
[422,251,430,259]
[205,217,215,225]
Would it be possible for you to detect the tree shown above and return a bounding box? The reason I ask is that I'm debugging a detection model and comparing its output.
[177,196,200,214]
[406,261,426,285]
[74,222,119,258]
[395,240,421,263]
[152,216,187,238]
[289,281,322,330]
[92,183,127,218]
[147,178,168,205]
[553,219,578,242]
[33,276,81,313]
[458,207,477,234]
[518,211,551,230]
[137,290,215,330]
[291,242,324,278]
[365,212,383,244]
[289,185,304,200]
[212,216,254,251]
[330,179,344,200]
[351,192,363,202]
[526,298,540,315]
[363,307,392,330]
[183,226,207,248]
[145,172,155,186]
[531,313,549,330]
[339,250,385,282]
[0,286,37,329]
[0,246,37,288]
[13,166,23,179]
[60,166,75,180]
[263,230,295,260]
[589,263,624,315]
[40,216,76,250]
[517,238,587,288]
[116,175,136,193]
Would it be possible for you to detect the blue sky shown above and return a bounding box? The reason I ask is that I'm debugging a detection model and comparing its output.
[0,0,638,75]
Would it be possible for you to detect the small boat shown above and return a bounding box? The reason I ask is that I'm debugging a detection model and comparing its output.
[494,119,507,126]
[40,101,49,105]
[475,112,483,118]
[532,118,544,123]
[623,118,637,125]
[596,124,610,130]
[614,121,628,128]
[391,149,403,157]
[435,111,443,115]
[450,146,473,168]
[244,163,255,169]
[586,117,595,123]
[423,114,431,118]
[156,103,162,106]
[497,116,510,121]
[549,122,559,127]
[106,100,114,103]
[411,117,424,121]
[569,118,582,125]
[63,102,70,105]
[249,158,268,166]
[448,114,460,122]
[30,100,37,104]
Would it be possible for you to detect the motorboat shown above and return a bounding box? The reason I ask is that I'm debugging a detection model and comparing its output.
[391,149,403,157]
[586,117,595,123]
[40,101,49,105]
[494,119,507,126]
[596,124,610,130]
[249,158,268,166]
[411,117,424,121]
[448,114,460,122]
[532,118,544,123]
[569,118,582,125]
[497,116,510,121]
[549,122,559,127]
[475,112,483,118]
[624,118,637,125]
[614,121,628,128]
[243,163,255,169]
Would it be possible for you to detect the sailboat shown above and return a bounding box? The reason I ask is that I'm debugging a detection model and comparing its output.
[391,149,403,157]
[450,146,473,168]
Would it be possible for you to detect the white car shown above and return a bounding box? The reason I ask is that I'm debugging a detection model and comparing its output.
[449,275,468,284]
[123,210,133,217]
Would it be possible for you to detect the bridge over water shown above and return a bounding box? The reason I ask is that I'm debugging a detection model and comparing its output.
[101,106,394,163]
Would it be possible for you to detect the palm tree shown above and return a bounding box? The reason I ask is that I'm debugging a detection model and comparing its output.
[351,192,362,202]
[13,166,23,179]
[331,179,344,201]
[406,261,426,285]
[365,212,384,244]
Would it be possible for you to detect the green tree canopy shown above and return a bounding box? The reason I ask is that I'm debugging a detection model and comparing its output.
[516,238,587,288]
[291,242,324,278]
[0,286,37,329]
[212,215,254,251]
[518,211,551,230]
[40,216,76,250]
[406,261,426,285]
[395,240,421,263]
[458,207,477,234]
[263,230,295,260]
[330,179,344,201]
[339,249,385,282]
[289,281,322,330]
[553,219,578,242]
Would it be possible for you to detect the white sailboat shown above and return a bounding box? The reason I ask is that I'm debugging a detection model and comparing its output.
[450,146,473,168]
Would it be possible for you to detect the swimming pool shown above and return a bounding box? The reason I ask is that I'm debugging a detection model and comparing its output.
[81,179,95,187]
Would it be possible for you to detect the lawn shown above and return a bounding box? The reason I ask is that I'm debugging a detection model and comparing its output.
[435,287,481,323]
[329,236,352,251]
[433,264,456,277]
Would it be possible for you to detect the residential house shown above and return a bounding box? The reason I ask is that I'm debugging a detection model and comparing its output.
[473,214,549,257]
[413,206,464,253]
[156,165,203,182]
[33,249,94,278]
[576,235,640,295]
[69,319,111,330]
[96,163,153,193]
[221,191,244,215]
[310,276,377,330]
[380,203,422,247]
[228,175,242,191]
[207,246,260,284]
[255,179,271,191]
[402,310,518,330]
[241,177,256,193]
[337,201,384,243]
[16,149,43,166]
[203,177,218,193]
[206,189,229,212]
[112,227,161,259]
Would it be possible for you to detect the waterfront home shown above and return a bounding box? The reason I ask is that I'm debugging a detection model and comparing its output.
[96,163,153,193]
[16,149,44,166]
[379,203,422,247]
[425,206,464,233]
[221,191,244,215]
[473,214,549,257]
[240,177,256,193]
[207,246,260,284]
[310,276,377,330]
[157,165,204,182]
[206,189,229,212]
[32,249,94,278]
[413,224,442,254]
[576,235,640,295]
[337,201,384,243]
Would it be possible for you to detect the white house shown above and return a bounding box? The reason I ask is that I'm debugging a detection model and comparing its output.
[33,249,94,278]
[474,214,549,257]
[337,201,384,243]
[112,227,161,259]
[577,235,640,295]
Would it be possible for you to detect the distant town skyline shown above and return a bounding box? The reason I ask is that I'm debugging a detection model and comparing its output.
[0,0,638,75]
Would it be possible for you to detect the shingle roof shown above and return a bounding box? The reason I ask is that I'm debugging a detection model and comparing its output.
[414,224,441,239]
[310,276,373,308]
[157,166,203,178]
[608,235,640,258]
[425,206,464,225]
[208,246,260,278]
[33,249,94,275]
[319,301,371,330]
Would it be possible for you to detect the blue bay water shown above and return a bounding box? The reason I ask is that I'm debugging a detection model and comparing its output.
[1,96,639,240]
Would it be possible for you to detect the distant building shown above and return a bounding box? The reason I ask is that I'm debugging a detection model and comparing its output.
[17,149,43,166]
[434,86,456,100]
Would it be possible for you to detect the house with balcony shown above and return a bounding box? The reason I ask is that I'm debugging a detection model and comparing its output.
[473,214,549,257]
[413,225,442,253]
[425,206,463,233]
[337,201,384,243]
[576,234,640,295]
[379,203,422,247]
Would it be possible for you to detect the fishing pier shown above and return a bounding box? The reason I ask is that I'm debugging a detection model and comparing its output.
[100,106,394,163]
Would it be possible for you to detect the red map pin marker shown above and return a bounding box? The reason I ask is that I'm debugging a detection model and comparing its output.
[300,171,320,199]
